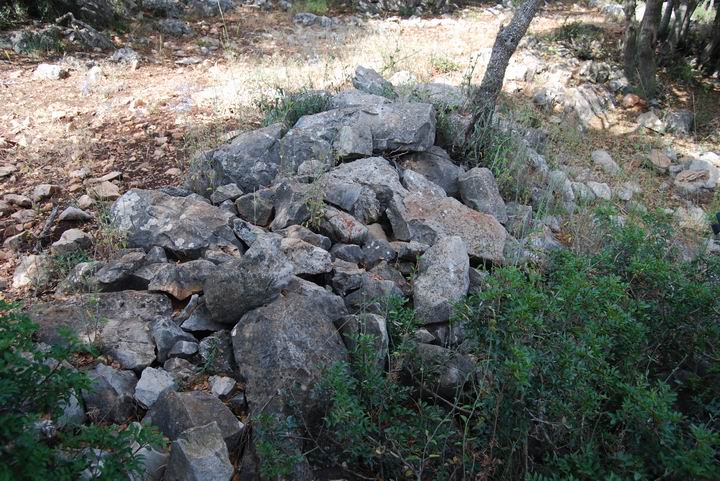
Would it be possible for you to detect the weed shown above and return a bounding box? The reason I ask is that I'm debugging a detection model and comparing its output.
[252,412,305,478]
[291,0,329,15]
[256,88,330,129]
[94,209,127,260]
[548,21,604,60]
[430,54,462,74]
[51,249,92,281]
[302,182,326,230]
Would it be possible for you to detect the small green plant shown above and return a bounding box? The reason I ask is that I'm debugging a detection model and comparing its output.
[256,88,330,129]
[0,301,166,480]
[11,27,64,54]
[51,249,92,281]
[291,0,329,15]
[252,412,305,478]
[93,209,127,259]
[302,183,326,230]
[430,54,462,74]
[398,0,418,17]
[548,21,604,60]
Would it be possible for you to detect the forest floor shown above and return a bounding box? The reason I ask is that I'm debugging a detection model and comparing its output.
[1,0,719,291]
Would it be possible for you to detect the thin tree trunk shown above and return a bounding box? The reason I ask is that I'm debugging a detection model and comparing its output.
[677,0,698,49]
[636,0,663,98]
[623,0,639,81]
[658,0,677,41]
[704,1,720,73]
[468,0,543,134]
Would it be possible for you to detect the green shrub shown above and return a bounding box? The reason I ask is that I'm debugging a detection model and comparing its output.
[291,0,329,15]
[431,54,462,74]
[256,88,331,129]
[0,301,165,480]
[314,209,720,480]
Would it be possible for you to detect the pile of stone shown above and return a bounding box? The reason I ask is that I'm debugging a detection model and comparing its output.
[22,66,579,479]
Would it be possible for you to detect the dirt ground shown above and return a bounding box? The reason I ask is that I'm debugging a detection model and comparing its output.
[1,1,719,295]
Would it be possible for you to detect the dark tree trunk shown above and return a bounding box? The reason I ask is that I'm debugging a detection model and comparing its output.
[623,0,639,81]
[468,0,543,133]
[636,0,663,98]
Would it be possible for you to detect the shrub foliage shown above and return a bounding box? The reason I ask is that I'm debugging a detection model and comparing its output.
[314,209,720,480]
[0,302,164,481]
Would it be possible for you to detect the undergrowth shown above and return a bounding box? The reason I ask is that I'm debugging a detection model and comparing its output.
[256,88,330,129]
[0,302,166,480]
[305,208,720,480]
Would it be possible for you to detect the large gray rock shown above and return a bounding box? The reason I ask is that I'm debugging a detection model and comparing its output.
[317,156,407,224]
[407,343,475,399]
[343,271,404,314]
[413,236,469,324]
[94,251,149,291]
[269,181,311,231]
[147,260,215,300]
[28,291,172,370]
[330,89,391,109]
[234,188,275,226]
[204,234,294,325]
[198,331,235,375]
[318,206,369,245]
[411,83,467,110]
[152,318,197,363]
[147,390,243,448]
[665,109,693,136]
[352,66,397,98]
[164,422,233,481]
[188,124,282,195]
[231,277,348,416]
[82,363,137,423]
[387,189,507,263]
[110,189,242,259]
[279,103,436,174]
[401,146,463,196]
[458,167,508,223]
[134,367,177,408]
[280,237,332,275]
[50,228,92,256]
[335,313,388,365]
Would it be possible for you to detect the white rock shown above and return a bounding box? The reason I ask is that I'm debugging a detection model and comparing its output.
[134,367,177,408]
[209,376,236,398]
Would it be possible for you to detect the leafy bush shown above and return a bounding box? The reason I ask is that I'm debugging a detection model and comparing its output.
[313,209,720,480]
[256,88,331,129]
[0,301,165,480]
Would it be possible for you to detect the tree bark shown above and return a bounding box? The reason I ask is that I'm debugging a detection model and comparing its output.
[704,0,720,73]
[658,0,677,42]
[623,0,639,81]
[636,0,663,98]
[468,0,543,134]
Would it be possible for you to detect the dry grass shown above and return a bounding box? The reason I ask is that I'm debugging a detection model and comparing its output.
[0,0,718,287]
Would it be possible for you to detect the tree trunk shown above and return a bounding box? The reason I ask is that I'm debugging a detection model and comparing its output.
[675,0,698,50]
[623,0,639,81]
[636,0,663,98]
[704,0,720,73]
[658,0,677,41]
[468,0,543,134]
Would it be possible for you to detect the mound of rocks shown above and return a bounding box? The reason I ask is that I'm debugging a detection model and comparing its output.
[23,66,573,479]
